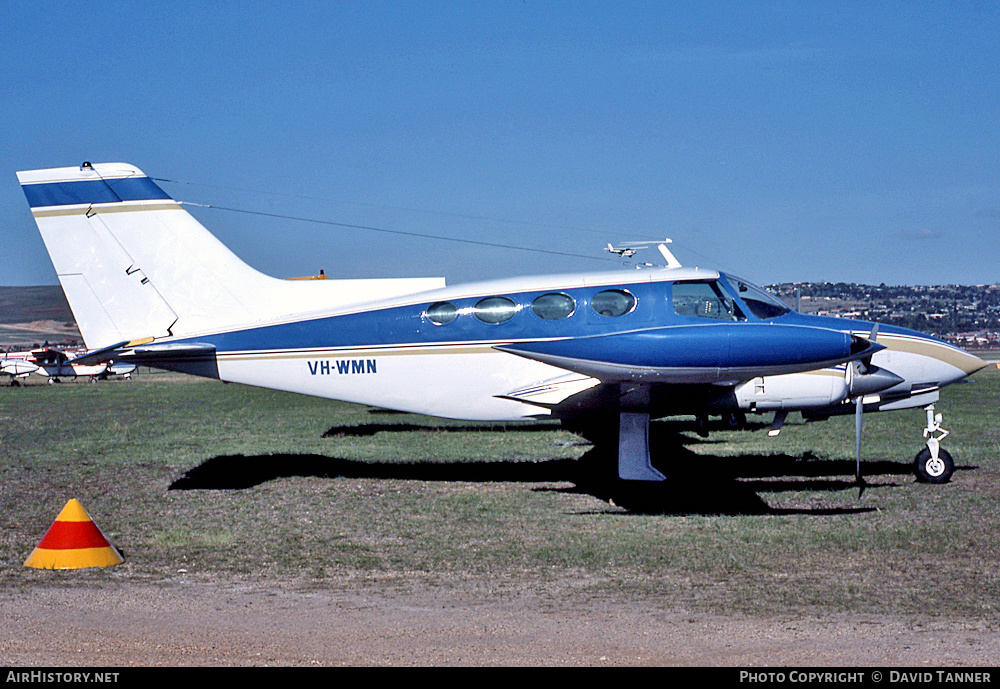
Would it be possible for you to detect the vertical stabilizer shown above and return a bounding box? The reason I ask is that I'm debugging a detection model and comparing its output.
[18,163,445,349]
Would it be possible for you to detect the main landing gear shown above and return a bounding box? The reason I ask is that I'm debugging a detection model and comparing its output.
[914,404,954,484]
[694,411,747,437]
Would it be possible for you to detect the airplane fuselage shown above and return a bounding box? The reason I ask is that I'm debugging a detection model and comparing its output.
[154,269,982,422]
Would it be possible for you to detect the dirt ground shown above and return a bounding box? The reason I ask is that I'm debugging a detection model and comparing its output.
[2,576,997,667]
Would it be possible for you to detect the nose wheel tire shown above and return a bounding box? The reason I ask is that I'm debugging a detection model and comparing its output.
[913,447,954,484]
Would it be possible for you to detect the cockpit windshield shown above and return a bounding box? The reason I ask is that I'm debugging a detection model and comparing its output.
[724,275,792,320]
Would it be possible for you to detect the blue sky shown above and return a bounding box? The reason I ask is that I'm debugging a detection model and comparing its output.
[2,1,998,287]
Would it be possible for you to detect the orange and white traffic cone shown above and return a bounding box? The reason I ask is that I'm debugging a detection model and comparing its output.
[24,499,124,569]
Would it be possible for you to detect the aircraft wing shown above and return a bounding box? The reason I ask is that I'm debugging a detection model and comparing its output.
[28,348,69,364]
[497,372,601,409]
[495,324,881,386]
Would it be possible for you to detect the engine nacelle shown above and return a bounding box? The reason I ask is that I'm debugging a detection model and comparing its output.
[734,371,850,412]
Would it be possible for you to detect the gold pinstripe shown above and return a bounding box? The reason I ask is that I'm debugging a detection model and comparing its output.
[851,331,987,375]
[216,344,499,362]
[31,202,182,218]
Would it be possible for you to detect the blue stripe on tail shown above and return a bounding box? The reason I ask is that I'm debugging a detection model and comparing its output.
[21,177,172,208]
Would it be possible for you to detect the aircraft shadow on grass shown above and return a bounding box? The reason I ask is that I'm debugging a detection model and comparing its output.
[162,419,951,516]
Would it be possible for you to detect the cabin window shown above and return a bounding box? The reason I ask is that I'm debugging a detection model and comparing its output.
[531,292,576,320]
[591,289,636,317]
[673,281,742,321]
[474,296,518,324]
[425,301,458,325]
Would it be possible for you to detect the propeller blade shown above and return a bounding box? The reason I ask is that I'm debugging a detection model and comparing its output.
[855,396,866,497]
[847,323,879,498]
[857,323,880,375]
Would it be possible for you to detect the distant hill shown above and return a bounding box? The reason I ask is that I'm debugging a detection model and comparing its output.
[0,286,74,324]
[768,282,1000,343]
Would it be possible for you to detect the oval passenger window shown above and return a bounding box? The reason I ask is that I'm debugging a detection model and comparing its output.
[590,289,636,317]
[425,301,458,325]
[474,296,518,324]
[531,293,576,320]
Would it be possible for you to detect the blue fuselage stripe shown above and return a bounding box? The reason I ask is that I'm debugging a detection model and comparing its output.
[172,280,937,371]
[183,282,670,354]
[22,178,171,208]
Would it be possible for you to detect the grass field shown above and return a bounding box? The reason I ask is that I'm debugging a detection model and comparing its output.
[2,367,998,622]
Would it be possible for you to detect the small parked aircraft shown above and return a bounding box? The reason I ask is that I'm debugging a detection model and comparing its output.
[16,162,987,492]
[0,347,136,384]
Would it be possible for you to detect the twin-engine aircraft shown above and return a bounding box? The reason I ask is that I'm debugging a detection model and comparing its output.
[1,347,136,384]
[16,163,988,492]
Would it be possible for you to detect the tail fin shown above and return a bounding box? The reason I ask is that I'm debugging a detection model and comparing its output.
[17,163,444,349]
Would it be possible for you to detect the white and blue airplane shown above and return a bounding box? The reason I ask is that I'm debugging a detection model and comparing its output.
[16,162,988,492]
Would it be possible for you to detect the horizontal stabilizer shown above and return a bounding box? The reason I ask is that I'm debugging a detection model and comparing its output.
[67,338,151,365]
[126,342,217,360]
[69,340,216,365]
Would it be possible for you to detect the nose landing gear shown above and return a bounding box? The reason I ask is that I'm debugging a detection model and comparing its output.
[914,404,954,483]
